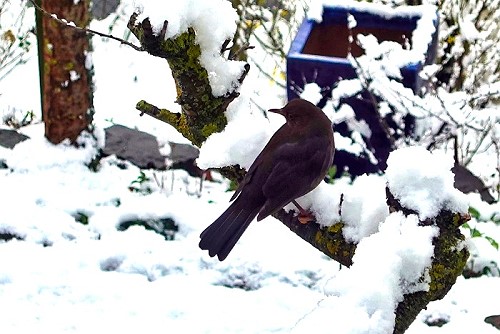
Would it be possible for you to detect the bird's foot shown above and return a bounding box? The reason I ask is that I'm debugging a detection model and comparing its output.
[292,200,315,224]
[297,212,315,224]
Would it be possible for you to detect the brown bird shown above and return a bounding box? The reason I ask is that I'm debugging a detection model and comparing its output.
[199,99,335,261]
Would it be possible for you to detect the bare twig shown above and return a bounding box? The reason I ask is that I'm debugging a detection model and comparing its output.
[463,123,494,166]
[349,55,396,147]
[220,38,231,54]
[247,56,286,89]
[27,0,143,51]
[229,42,255,60]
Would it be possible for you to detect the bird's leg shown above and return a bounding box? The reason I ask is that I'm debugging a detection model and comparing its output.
[292,200,315,224]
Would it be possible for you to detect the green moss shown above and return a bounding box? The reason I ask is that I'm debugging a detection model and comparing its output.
[315,230,339,254]
[314,230,326,246]
[63,62,74,71]
[427,223,469,301]
[44,62,51,76]
[131,17,237,147]
[315,229,341,255]
[201,123,219,138]
[157,109,179,124]
[176,117,195,143]
[326,240,341,255]
[44,38,53,56]
[163,29,202,69]
[327,222,344,233]
[428,263,447,292]
[135,100,146,110]
[451,212,467,227]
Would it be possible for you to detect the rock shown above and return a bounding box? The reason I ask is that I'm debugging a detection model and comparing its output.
[168,142,205,178]
[91,0,120,20]
[103,124,167,170]
[169,142,199,162]
[102,125,208,177]
[0,129,29,149]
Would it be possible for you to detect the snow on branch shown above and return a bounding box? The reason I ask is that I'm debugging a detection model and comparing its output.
[126,2,470,333]
[127,1,250,147]
[286,147,470,334]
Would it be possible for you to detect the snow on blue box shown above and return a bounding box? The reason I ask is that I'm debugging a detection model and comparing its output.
[286,3,439,100]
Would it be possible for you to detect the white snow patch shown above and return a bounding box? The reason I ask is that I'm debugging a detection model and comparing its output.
[341,174,389,242]
[300,82,323,105]
[137,0,246,96]
[386,146,469,220]
[292,212,437,334]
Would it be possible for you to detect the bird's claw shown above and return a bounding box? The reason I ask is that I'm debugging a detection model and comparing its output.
[297,212,315,224]
[292,199,315,224]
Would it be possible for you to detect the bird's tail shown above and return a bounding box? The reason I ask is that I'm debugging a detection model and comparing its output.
[199,197,260,261]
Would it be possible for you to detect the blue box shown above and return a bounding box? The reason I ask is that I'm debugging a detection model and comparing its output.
[286,4,439,175]
[287,4,439,100]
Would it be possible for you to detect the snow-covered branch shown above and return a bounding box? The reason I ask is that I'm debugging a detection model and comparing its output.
[125,2,472,333]
[127,4,249,147]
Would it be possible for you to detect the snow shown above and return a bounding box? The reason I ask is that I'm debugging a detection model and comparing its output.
[314,0,436,20]
[341,174,389,242]
[137,0,247,97]
[197,95,277,170]
[459,14,480,41]
[347,14,357,29]
[300,82,324,105]
[293,212,438,334]
[306,0,325,23]
[386,146,469,220]
[0,1,499,334]
[286,181,344,227]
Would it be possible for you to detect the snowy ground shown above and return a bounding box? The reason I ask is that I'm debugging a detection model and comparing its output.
[0,2,499,334]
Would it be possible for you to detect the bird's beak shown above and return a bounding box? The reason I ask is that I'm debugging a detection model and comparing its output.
[268,108,284,116]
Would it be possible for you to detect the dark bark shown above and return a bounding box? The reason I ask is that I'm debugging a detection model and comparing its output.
[36,0,93,144]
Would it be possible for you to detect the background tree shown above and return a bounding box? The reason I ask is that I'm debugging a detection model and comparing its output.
[35,0,94,144]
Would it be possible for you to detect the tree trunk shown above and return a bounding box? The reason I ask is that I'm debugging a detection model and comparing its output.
[36,0,93,144]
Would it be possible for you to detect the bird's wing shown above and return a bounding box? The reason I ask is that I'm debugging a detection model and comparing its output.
[229,153,262,201]
[229,126,285,202]
[257,136,330,220]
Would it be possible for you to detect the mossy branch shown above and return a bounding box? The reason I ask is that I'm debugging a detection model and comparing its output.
[127,12,249,147]
[274,209,356,266]
[387,188,470,333]
[127,11,469,334]
[276,187,469,334]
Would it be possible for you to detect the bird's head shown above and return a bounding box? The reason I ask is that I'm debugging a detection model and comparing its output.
[268,99,326,129]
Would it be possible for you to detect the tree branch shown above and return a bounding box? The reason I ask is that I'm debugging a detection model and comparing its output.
[387,188,470,333]
[127,13,249,147]
[126,11,470,334]
[27,0,143,51]
[274,208,356,267]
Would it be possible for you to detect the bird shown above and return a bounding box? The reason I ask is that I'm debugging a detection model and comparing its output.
[199,98,335,261]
